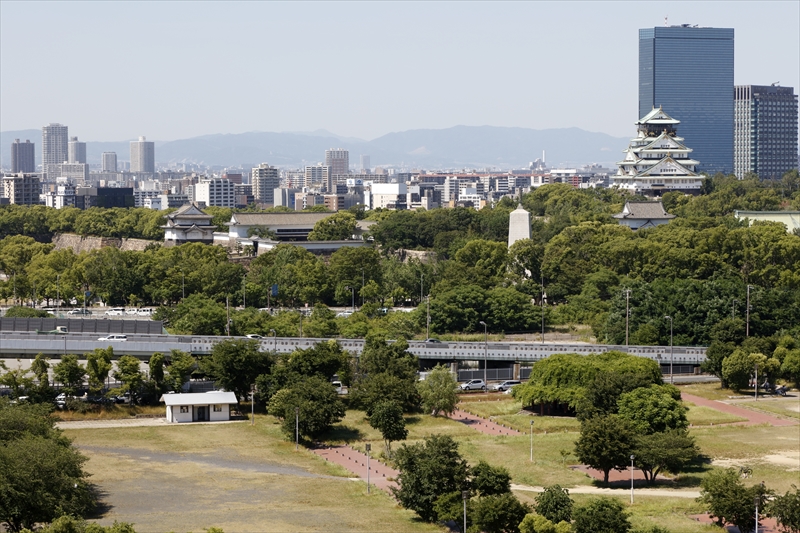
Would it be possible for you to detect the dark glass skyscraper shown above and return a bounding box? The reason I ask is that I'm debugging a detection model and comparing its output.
[639,26,734,175]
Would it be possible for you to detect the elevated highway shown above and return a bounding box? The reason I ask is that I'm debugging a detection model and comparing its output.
[0,331,706,368]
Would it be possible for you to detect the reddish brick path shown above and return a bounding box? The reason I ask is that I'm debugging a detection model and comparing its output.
[682,392,798,427]
[450,407,522,436]
[311,444,399,492]
[690,513,778,532]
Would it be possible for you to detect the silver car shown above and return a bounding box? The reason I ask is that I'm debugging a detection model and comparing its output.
[460,379,486,391]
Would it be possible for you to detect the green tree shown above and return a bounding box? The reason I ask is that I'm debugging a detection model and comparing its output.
[782,349,800,387]
[148,352,166,393]
[0,403,94,532]
[767,486,800,533]
[202,339,272,402]
[469,493,530,533]
[368,401,408,456]
[519,514,571,533]
[0,362,33,400]
[633,429,699,485]
[267,375,345,439]
[616,384,688,434]
[307,212,357,241]
[572,497,631,533]
[574,415,635,484]
[165,350,196,393]
[20,515,137,533]
[85,348,113,395]
[350,336,419,414]
[4,306,52,318]
[52,355,86,396]
[699,468,773,533]
[534,485,573,523]
[417,364,458,416]
[393,434,470,522]
[113,355,145,405]
[472,461,511,497]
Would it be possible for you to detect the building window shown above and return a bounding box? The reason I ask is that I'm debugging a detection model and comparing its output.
[180,406,189,413]
[213,405,222,412]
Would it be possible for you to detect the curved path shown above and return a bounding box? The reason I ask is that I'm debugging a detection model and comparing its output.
[449,407,522,436]
[311,444,399,492]
[681,392,798,427]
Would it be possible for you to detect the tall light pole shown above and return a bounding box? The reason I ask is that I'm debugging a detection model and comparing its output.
[56,274,60,314]
[529,420,534,462]
[361,268,365,308]
[250,386,255,426]
[270,329,277,352]
[242,278,246,308]
[746,285,752,337]
[182,272,185,300]
[479,321,488,392]
[630,454,635,504]
[624,289,632,346]
[426,296,430,340]
[664,315,673,384]
[295,406,299,451]
[365,443,371,494]
[420,273,424,307]
[462,490,469,533]
[541,275,545,342]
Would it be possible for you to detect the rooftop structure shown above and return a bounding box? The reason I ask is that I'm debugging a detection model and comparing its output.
[161,203,216,246]
[613,200,675,230]
[611,107,703,196]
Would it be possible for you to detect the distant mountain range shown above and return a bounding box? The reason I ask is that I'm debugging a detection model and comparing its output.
[1,126,629,170]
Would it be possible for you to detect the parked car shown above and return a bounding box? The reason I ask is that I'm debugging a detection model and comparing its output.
[137,308,153,316]
[105,308,125,316]
[336,311,353,318]
[125,308,139,315]
[460,379,486,391]
[493,380,521,392]
[68,308,92,315]
[98,334,127,342]
[424,338,443,343]
[331,381,347,395]
[245,334,263,339]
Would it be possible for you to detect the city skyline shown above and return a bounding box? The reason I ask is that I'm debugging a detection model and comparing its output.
[1,1,797,142]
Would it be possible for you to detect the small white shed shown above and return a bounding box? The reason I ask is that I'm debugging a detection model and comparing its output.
[160,391,238,423]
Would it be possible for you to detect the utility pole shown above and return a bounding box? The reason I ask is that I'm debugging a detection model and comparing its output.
[420,273,424,307]
[624,289,632,345]
[479,321,488,392]
[665,315,673,384]
[426,296,430,339]
[746,285,752,336]
[541,276,545,342]
[226,296,230,336]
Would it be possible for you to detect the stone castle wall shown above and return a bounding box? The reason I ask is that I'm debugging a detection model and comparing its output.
[52,233,159,254]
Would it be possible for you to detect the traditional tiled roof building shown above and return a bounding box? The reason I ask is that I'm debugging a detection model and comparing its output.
[161,203,216,246]
[612,108,703,196]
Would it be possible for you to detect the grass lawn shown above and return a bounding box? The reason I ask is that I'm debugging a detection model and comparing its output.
[64,419,445,533]
[685,403,748,426]
[678,382,739,401]
[731,398,800,420]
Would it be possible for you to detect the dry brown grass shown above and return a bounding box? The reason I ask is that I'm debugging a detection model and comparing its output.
[53,404,164,422]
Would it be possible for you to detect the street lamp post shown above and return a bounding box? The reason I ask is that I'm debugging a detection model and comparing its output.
[420,273,424,307]
[250,386,255,426]
[270,329,277,352]
[746,285,752,337]
[295,406,299,451]
[630,454,636,504]
[365,443,371,494]
[541,276,545,342]
[182,272,185,299]
[529,420,534,462]
[56,274,60,314]
[624,289,632,346]
[664,315,673,384]
[462,490,469,533]
[426,296,430,340]
[479,321,488,392]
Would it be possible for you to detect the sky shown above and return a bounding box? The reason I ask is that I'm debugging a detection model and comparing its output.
[1,1,798,142]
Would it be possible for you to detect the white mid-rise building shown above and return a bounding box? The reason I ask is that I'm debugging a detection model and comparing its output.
[43,184,76,209]
[251,163,280,205]
[194,178,235,208]
[67,137,86,164]
[130,136,155,173]
[304,164,331,190]
[369,182,407,210]
[102,152,117,172]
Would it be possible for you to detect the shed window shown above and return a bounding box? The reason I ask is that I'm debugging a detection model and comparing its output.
[213,405,222,412]
[180,406,189,413]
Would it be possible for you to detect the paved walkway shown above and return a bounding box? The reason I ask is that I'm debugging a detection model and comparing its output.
[311,444,399,493]
[690,513,778,532]
[449,408,522,436]
[682,393,798,427]
[511,483,701,499]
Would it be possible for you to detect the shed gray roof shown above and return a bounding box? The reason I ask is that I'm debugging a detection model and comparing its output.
[613,201,676,220]
[229,212,333,226]
[160,391,238,406]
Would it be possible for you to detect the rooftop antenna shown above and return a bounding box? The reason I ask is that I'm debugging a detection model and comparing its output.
[772,81,780,86]
[664,15,668,26]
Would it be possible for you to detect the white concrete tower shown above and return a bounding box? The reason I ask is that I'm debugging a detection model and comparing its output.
[508,205,532,247]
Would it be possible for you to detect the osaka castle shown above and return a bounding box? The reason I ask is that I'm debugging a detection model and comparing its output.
[611,107,703,196]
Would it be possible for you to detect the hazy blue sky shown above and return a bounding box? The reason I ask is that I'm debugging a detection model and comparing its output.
[1,1,798,141]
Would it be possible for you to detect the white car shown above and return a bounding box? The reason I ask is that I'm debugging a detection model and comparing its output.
[105,308,125,316]
[493,380,521,392]
[460,379,486,391]
[98,334,127,342]
[245,334,264,339]
[125,308,139,315]
[137,308,153,316]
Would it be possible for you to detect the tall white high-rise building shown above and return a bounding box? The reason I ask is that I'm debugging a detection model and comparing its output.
[102,152,117,172]
[42,123,69,179]
[130,136,155,173]
[325,148,349,176]
[67,136,86,164]
[360,155,371,174]
[251,163,280,205]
